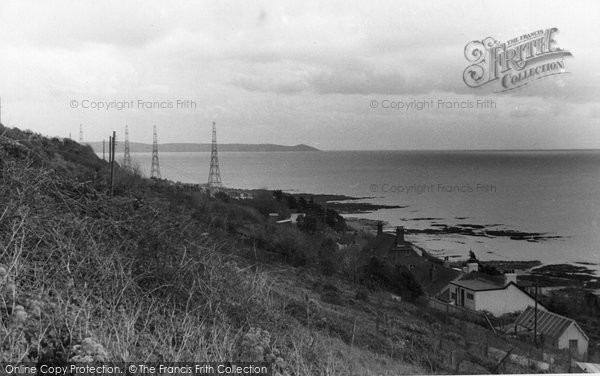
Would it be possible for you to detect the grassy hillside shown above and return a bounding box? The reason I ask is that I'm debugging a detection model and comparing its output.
[0,125,573,374]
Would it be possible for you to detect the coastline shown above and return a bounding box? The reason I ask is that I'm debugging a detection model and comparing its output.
[342,216,600,291]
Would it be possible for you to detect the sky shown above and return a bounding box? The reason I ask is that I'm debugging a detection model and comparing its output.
[0,0,599,150]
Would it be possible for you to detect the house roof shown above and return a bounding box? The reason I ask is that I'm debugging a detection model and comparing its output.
[516,306,589,341]
[449,278,549,310]
[451,278,502,291]
[462,270,506,286]
[364,233,459,296]
[365,233,412,258]
[417,264,461,296]
[575,362,600,373]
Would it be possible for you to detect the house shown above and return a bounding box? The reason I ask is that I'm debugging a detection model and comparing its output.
[365,224,425,270]
[439,264,546,316]
[364,223,461,296]
[516,307,589,359]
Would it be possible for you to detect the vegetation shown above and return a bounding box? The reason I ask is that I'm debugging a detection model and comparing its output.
[272,190,348,232]
[466,251,502,275]
[0,124,580,373]
[361,258,423,301]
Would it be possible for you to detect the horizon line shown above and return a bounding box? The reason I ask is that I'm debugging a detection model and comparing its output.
[85,141,600,153]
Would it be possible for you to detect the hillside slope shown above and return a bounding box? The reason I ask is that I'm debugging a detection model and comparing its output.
[0,125,568,374]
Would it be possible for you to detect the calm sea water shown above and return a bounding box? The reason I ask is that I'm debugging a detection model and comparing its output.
[117,150,600,274]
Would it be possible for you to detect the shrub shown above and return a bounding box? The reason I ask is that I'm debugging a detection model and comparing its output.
[321,290,344,306]
[355,287,369,302]
[360,258,423,301]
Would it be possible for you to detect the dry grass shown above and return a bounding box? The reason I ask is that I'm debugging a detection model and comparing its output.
[0,134,568,375]
[0,146,426,375]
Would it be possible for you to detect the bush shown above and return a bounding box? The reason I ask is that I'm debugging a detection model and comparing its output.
[321,290,344,305]
[268,227,316,266]
[318,237,339,276]
[360,258,423,301]
[355,287,369,302]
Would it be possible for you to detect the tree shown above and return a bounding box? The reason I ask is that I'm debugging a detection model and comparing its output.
[297,214,318,233]
[273,190,284,202]
[286,195,298,210]
[298,196,307,209]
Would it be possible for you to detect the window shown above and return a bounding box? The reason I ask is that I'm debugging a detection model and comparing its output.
[569,339,578,353]
[451,292,456,299]
[466,293,474,300]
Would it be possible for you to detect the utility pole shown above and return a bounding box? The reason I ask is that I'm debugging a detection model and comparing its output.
[123,124,131,170]
[207,121,222,194]
[109,135,113,193]
[151,125,161,179]
[534,279,538,346]
[109,131,116,196]
[103,139,106,160]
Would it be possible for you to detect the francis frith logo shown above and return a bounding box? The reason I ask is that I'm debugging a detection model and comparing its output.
[463,28,572,92]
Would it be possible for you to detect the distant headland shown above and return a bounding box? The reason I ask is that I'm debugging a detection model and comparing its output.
[87,142,319,153]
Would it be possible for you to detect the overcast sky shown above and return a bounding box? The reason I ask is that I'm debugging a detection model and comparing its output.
[0,0,598,150]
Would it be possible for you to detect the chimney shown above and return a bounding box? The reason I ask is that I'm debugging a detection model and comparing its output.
[467,262,479,273]
[396,226,404,245]
[376,221,383,235]
[429,264,436,281]
[504,270,517,285]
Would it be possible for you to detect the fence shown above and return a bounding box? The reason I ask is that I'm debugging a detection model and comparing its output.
[427,297,487,325]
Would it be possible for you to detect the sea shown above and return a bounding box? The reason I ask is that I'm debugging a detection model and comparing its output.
[118,150,600,275]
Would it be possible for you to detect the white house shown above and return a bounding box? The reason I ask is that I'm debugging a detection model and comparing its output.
[440,266,546,316]
[516,307,589,359]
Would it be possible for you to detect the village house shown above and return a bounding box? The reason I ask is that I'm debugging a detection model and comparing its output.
[515,306,589,359]
[439,263,547,316]
[364,223,460,296]
[366,223,425,269]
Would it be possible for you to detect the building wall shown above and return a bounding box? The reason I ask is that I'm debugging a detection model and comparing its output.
[446,285,476,310]
[557,323,589,358]
[474,284,547,316]
[463,288,476,310]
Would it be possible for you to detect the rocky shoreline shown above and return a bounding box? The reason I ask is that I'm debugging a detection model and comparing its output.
[343,216,599,289]
[290,193,407,213]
